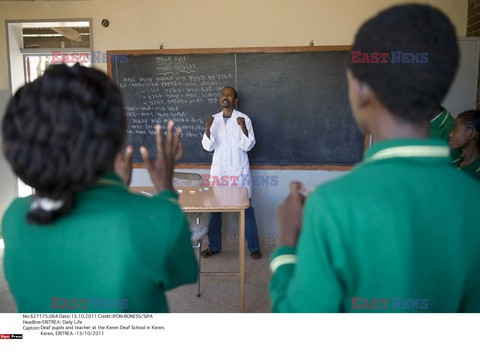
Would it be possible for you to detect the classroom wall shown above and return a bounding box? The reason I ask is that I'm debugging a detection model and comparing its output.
[0,0,470,240]
[0,90,17,237]
[130,168,346,240]
[0,0,469,90]
[467,0,480,107]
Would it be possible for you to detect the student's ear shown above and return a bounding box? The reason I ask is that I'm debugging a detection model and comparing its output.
[467,127,479,142]
[347,69,374,133]
[347,69,373,109]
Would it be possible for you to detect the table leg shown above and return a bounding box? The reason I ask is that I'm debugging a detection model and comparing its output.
[239,209,245,312]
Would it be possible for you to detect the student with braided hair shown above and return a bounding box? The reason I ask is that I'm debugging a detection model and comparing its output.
[449,110,480,181]
[1,64,198,312]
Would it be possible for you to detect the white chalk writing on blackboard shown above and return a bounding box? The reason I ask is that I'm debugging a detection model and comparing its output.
[118,56,233,140]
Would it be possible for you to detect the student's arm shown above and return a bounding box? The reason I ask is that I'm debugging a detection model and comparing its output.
[270,188,343,312]
[202,115,217,151]
[460,258,480,312]
[460,285,480,312]
[237,115,255,152]
[136,119,198,289]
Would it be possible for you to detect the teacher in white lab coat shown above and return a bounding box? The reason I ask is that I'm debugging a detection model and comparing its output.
[201,86,262,259]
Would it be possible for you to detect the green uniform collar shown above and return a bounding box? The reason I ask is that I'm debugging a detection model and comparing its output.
[97,172,126,187]
[463,157,480,174]
[362,138,450,166]
[454,156,480,175]
[430,107,450,129]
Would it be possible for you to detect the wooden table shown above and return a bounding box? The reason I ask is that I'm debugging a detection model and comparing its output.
[131,186,250,312]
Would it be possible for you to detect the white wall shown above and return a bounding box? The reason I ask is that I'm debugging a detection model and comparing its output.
[0,0,469,90]
[0,90,17,237]
[131,168,346,240]
[443,38,480,117]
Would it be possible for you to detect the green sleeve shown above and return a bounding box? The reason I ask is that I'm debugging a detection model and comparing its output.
[460,242,480,312]
[146,189,198,290]
[270,190,343,312]
[163,208,199,290]
[269,246,297,309]
[460,284,480,312]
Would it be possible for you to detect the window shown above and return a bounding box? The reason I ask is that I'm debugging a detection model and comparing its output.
[6,20,92,196]
[20,21,92,82]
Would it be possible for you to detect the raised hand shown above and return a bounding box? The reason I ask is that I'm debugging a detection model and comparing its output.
[278,181,307,247]
[140,120,183,192]
[114,145,134,186]
[205,116,214,138]
[237,117,248,136]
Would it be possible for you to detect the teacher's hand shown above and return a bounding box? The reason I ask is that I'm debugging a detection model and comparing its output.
[205,116,214,138]
[140,120,183,192]
[114,145,134,186]
[237,117,248,136]
[278,181,306,247]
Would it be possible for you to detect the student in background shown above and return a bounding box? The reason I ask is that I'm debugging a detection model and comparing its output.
[449,110,480,181]
[201,86,261,259]
[270,4,480,312]
[2,64,198,313]
[430,106,461,159]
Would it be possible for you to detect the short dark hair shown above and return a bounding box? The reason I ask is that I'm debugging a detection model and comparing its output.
[2,64,127,224]
[223,86,237,99]
[348,4,459,125]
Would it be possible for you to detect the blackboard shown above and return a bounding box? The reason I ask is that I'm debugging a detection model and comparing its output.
[108,47,365,167]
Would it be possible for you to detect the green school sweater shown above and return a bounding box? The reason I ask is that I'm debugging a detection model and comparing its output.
[270,139,480,312]
[429,107,461,160]
[2,173,198,313]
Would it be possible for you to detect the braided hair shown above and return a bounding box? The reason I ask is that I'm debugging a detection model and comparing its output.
[2,64,127,224]
[458,110,480,150]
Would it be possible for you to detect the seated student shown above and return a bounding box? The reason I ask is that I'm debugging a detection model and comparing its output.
[430,106,461,160]
[1,64,198,313]
[449,110,480,181]
[269,4,480,312]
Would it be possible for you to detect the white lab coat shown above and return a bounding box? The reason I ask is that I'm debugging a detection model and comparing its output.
[201,109,256,198]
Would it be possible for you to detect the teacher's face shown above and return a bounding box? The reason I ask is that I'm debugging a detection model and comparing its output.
[219,87,237,109]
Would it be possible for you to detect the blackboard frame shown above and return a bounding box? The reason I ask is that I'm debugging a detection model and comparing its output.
[106,46,369,170]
